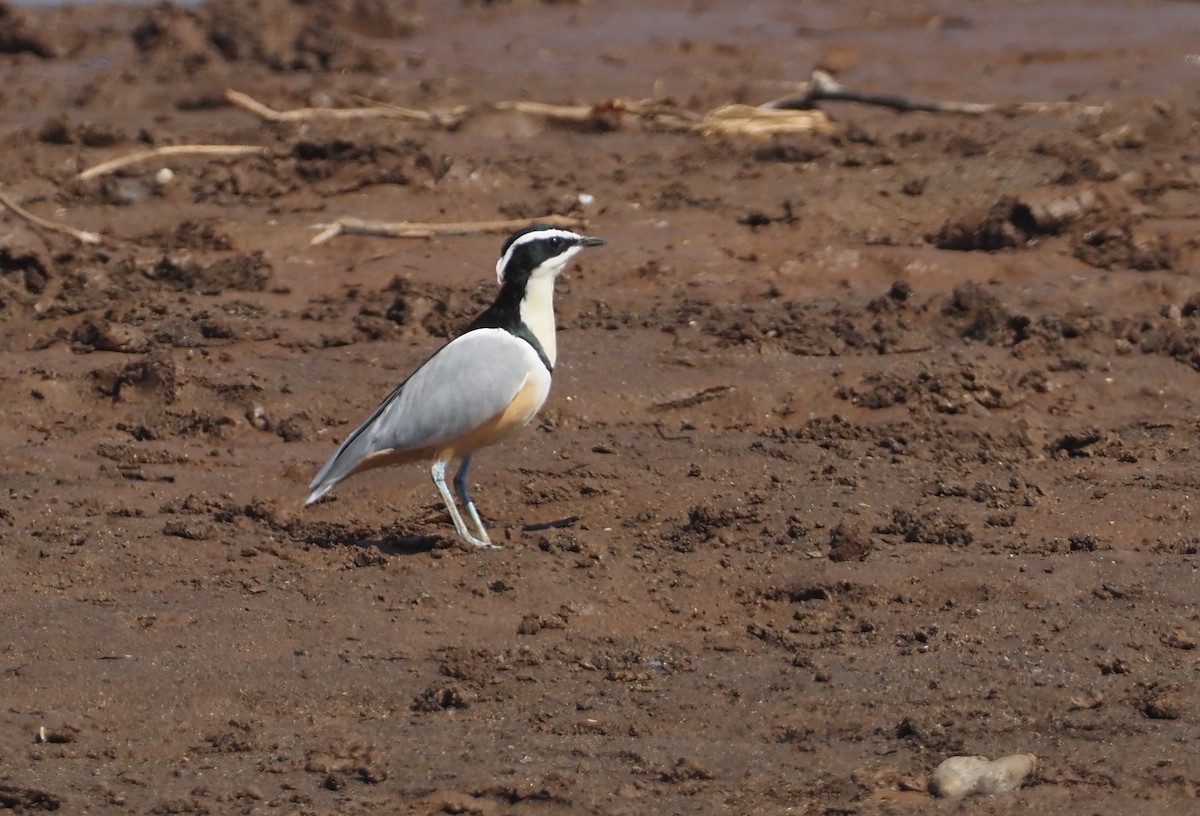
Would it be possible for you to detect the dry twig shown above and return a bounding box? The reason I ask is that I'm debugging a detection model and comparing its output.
[521,516,580,532]
[492,98,701,131]
[651,385,738,412]
[226,88,831,138]
[228,70,1104,151]
[310,214,587,246]
[0,186,101,245]
[228,89,682,131]
[76,144,268,181]
[493,100,610,123]
[492,99,835,137]
[764,69,1106,116]
[226,89,468,127]
[699,104,835,138]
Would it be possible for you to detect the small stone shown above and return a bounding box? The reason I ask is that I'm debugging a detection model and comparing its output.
[930,753,1036,799]
[930,756,989,798]
[246,404,270,431]
[972,754,1037,795]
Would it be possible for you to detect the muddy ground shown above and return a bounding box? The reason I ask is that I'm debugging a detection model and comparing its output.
[1,0,1200,813]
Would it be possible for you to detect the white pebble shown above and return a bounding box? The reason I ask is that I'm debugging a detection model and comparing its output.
[930,753,1036,799]
[155,167,175,186]
[578,192,595,206]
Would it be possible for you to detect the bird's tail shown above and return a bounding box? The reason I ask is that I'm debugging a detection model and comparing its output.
[305,466,341,506]
[306,382,419,506]
[304,479,335,506]
[305,419,377,506]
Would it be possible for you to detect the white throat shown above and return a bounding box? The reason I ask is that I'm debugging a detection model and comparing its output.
[519,271,558,368]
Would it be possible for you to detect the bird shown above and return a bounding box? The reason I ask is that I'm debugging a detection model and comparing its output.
[305,224,605,548]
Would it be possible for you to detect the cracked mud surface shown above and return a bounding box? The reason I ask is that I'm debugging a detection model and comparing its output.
[2,1,1199,813]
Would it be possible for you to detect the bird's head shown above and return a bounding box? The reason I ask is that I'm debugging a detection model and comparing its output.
[496,225,605,286]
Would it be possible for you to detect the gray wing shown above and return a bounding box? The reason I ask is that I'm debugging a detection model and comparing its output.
[307,329,539,502]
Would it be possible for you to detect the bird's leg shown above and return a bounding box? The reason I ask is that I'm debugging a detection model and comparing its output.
[431,459,496,549]
[453,455,493,546]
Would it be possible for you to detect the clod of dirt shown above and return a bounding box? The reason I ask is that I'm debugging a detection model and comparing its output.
[0,783,63,811]
[202,721,255,754]
[1073,222,1178,271]
[35,115,73,145]
[1049,427,1104,458]
[412,685,469,713]
[670,500,760,549]
[929,754,1036,798]
[145,252,272,295]
[940,282,1026,346]
[0,4,56,57]
[303,737,387,783]
[660,756,718,783]
[0,246,51,301]
[930,199,1028,251]
[517,614,543,636]
[1161,629,1197,650]
[878,508,973,548]
[929,188,1101,251]
[1143,690,1185,721]
[517,611,569,635]
[827,521,873,562]
[35,723,80,744]
[1013,187,1102,234]
[421,790,495,815]
[90,355,178,403]
[162,519,215,541]
[71,317,150,354]
[40,119,127,148]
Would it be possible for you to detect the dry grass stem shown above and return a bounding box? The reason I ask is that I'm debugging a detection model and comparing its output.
[698,104,835,138]
[76,145,268,181]
[226,89,468,127]
[0,186,101,245]
[310,214,588,246]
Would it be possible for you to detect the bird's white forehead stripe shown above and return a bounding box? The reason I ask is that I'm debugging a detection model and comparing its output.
[496,228,582,283]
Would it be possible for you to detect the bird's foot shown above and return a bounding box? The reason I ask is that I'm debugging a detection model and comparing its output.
[462,535,501,550]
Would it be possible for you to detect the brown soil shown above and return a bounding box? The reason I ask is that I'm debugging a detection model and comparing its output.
[2,1,1200,813]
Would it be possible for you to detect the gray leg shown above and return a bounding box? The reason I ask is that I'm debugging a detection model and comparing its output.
[431,459,496,549]
[453,455,493,546]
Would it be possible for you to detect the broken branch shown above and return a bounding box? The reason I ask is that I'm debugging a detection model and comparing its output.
[76,144,268,181]
[765,70,990,114]
[310,214,588,246]
[0,186,101,245]
[764,69,1106,117]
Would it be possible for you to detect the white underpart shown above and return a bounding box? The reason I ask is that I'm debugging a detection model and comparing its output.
[519,245,581,367]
